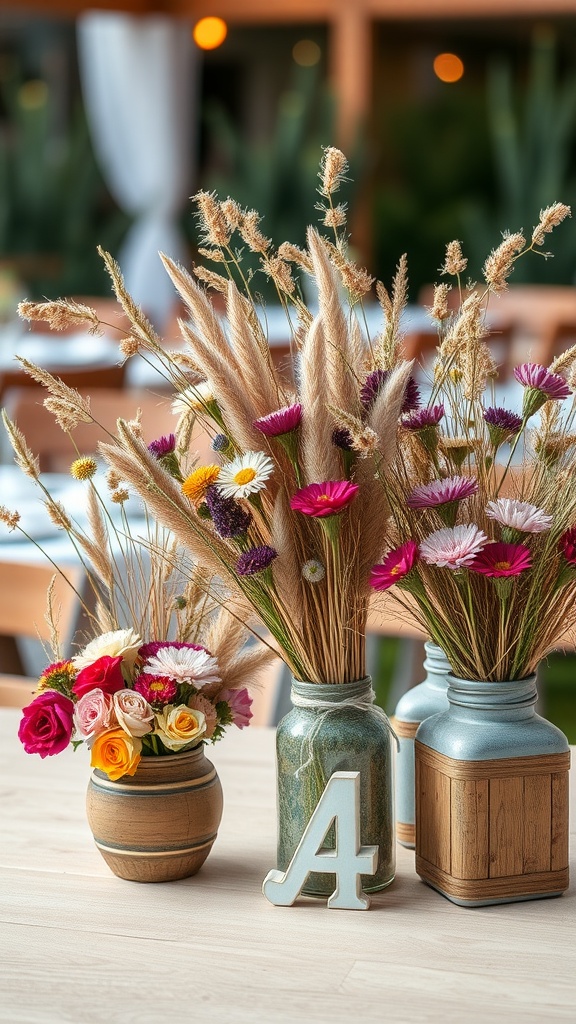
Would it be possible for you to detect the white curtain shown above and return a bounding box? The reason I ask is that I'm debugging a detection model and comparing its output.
[77,12,198,328]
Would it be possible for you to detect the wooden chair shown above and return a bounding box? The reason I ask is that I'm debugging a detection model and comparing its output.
[0,561,82,708]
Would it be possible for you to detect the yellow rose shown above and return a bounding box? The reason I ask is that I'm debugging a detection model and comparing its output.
[154,705,206,751]
[91,728,142,781]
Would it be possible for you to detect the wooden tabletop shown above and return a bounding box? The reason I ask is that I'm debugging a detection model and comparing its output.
[0,709,574,1023]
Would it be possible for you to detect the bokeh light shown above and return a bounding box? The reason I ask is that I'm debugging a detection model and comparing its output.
[433,53,464,83]
[193,17,228,51]
[18,80,48,110]
[292,40,321,67]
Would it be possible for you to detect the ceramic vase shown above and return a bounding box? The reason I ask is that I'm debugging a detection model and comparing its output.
[276,677,395,897]
[86,744,223,882]
[392,641,450,848]
[415,674,570,907]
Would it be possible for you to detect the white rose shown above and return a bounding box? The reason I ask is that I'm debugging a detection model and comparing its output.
[154,705,206,751]
[73,629,142,674]
[113,690,154,738]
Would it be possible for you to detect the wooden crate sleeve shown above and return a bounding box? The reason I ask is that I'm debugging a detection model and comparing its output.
[415,740,570,903]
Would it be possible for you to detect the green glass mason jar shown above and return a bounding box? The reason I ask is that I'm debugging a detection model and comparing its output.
[276,677,396,898]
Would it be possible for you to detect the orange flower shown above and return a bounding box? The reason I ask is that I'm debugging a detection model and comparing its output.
[90,728,142,781]
[181,465,221,505]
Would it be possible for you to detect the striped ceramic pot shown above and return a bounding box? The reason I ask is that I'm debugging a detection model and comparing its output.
[392,642,450,848]
[415,674,570,907]
[86,745,223,882]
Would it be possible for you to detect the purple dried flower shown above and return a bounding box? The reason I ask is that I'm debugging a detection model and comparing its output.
[513,362,572,417]
[360,370,420,414]
[236,545,278,576]
[148,434,176,458]
[483,406,523,447]
[407,475,478,509]
[254,403,302,437]
[212,433,230,452]
[205,485,253,539]
[402,405,445,430]
[139,640,207,660]
[332,427,354,451]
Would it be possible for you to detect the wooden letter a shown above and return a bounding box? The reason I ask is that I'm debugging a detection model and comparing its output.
[262,771,378,910]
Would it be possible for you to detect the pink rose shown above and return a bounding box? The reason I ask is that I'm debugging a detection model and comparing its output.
[72,655,125,700]
[18,690,75,758]
[113,690,154,737]
[73,688,116,744]
[220,687,253,729]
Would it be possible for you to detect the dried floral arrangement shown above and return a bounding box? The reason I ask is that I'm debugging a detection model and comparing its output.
[1,413,271,775]
[17,148,413,686]
[369,203,576,681]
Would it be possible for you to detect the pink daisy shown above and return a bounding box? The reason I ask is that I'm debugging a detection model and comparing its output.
[486,498,552,534]
[254,403,302,437]
[290,480,359,518]
[219,687,253,728]
[513,362,571,417]
[407,475,478,510]
[419,524,488,569]
[468,542,531,578]
[370,541,419,591]
[134,674,178,706]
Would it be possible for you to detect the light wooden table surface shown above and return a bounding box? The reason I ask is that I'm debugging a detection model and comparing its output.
[1,709,574,1024]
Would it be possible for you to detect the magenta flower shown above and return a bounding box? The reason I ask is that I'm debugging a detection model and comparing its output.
[513,363,572,417]
[407,475,478,510]
[18,691,75,758]
[420,524,488,569]
[402,405,445,431]
[134,673,178,706]
[148,434,176,458]
[468,542,531,578]
[220,687,253,728]
[139,641,207,660]
[254,403,302,437]
[236,545,278,576]
[483,406,523,447]
[361,370,420,413]
[370,541,419,591]
[290,480,359,518]
[559,526,576,566]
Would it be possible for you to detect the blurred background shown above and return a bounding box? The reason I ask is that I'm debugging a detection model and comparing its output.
[1,0,576,733]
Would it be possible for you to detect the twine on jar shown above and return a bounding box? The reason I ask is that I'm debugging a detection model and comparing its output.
[290,687,400,779]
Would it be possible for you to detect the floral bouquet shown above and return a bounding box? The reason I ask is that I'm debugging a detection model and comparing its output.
[1,405,273,780]
[369,203,576,681]
[17,148,413,687]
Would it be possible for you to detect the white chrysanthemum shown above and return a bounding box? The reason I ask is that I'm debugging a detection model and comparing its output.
[73,628,142,672]
[145,646,221,687]
[171,382,214,417]
[216,451,274,499]
[302,559,326,583]
[486,498,553,534]
[420,525,488,569]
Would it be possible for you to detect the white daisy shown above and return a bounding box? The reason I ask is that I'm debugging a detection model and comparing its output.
[486,498,553,534]
[216,451,274,499]
[302,559,326,583]
[145,646,221,687]
[171,382,215,418]
[73,628,142,672]
[420,525,488,569]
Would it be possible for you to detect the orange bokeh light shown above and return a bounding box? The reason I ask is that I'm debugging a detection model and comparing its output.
[193,17,228,51]
[433,53,464,83]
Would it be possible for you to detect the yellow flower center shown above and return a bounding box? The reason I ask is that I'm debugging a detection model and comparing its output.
[234,467,257,486]
[150,681,165,692]
[494,561,511,571]
[317,494,331,502]
[390,565,401,576]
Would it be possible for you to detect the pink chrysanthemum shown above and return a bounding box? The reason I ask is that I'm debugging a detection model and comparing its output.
[133,674,178,706]
[513,363,572,400]
[420,524,488,569]
[486,498,552,534]
[370,541,419,591]
[468,542,531,578]
[254,403,302,437]
[290,480,359,518]
[407,475,478,509]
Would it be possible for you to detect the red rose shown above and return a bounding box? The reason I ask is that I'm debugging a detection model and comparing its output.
[72,655,125,699]
[18,690,74,758]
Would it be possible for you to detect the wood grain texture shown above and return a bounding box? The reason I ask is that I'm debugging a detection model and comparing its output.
[523,774,552,874]
[450,779,489,880]
[416,741,571,780]
[395,821,415,845]
[415,759,451,872]
[551,771,570,871]
[489,777,525,878]
[391,717,420,740]
[0,710,575,1024]
[417,857,569,902]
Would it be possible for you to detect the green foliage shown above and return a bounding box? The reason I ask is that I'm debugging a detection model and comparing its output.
[0,73,129,299]
[462,30,576,284]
